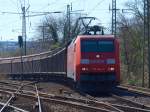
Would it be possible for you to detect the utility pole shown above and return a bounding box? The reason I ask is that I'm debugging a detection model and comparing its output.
[65,4,83,44]
[143,0,148,87]
[22,6,27,55]
[42,24,45,50]
[67,4,71,43]
[144,0,150,88]
[1,5,28,55]
[147,0,150,88]
[112,0,117,37]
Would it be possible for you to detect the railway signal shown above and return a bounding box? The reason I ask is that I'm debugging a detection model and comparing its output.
[18,35,24,77]
[18,36,23,48]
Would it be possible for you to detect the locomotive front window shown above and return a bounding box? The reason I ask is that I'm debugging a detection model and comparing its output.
[81,40,114,52]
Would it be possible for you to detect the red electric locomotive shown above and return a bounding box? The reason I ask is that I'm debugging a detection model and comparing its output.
[67,27,120,92]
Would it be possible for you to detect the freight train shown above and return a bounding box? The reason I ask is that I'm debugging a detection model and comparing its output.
[0,25,120,92]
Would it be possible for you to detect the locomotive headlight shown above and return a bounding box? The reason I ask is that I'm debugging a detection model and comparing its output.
[82,68,86,71]
[81,59,89,64]
[108,67,115,71]
[110,67,115,71]
[81,67,88,71]
[107,59,115,64]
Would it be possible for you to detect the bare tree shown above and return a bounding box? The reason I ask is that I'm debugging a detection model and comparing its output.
[118,0,145,86]
[37,14,83,46]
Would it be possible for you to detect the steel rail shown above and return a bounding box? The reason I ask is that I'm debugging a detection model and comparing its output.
[20,92,122,112]
[112,94,150,110]
[0,86,121,112]
[1,82,150,112]
[0,101,29,112]
[0,83,149,112]
[89,93,150,112]
[83,92,150,112]
[35,84,42,112]
[0,80,37,90]
[80,93,124,112]
[0,85,122,112]
[0,82,127,112]
[0,83,24,112]
[0,94,15,112]
[119,84,150,92]
[0,82,37,112]
[112,104,150,112]
[118,85,150,96]
[42,98,115,112]
[0,90,115,112]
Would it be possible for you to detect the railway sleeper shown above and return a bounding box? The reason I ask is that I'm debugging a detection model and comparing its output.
[112,95,150,110]
[112,104,150,112]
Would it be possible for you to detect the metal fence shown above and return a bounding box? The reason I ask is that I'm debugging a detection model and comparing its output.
[0,47,67,79]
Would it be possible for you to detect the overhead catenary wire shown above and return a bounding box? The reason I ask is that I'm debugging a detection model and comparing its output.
[0,0,119,42]
[35,0,59,11]
[9,0,21,13]
[87,0,106,15]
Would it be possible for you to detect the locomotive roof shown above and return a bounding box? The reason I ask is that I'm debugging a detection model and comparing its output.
[77,35,115,39]
[69,34,118,46]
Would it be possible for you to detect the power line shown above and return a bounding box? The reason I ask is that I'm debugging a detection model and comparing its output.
[25,11,62,17]
[8,0,19,9]
[35,0,59,11]
[52,0,82,12]
[5,0,22,18]
[87,0,106,15]
[18,0,23,8]
[1,12,22,14]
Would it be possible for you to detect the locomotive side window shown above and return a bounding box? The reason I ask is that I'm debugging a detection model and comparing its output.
[81,40,114,52]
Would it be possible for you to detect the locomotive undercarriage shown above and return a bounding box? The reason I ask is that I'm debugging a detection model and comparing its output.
[76,72,118,93]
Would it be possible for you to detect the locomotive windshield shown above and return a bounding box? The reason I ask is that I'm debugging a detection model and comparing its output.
[81,40,114,52]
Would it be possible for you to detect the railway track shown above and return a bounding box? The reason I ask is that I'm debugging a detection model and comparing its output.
[85,92,150,112]
[111,94,150,111]
[1,80,150,112]
[81,85,150,112]
[0,80,121,112]
[0,81,34,112]
[118,84,150,96]
[0,91,119,111]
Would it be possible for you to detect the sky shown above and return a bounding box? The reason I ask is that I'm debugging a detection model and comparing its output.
[0,0,128,41]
